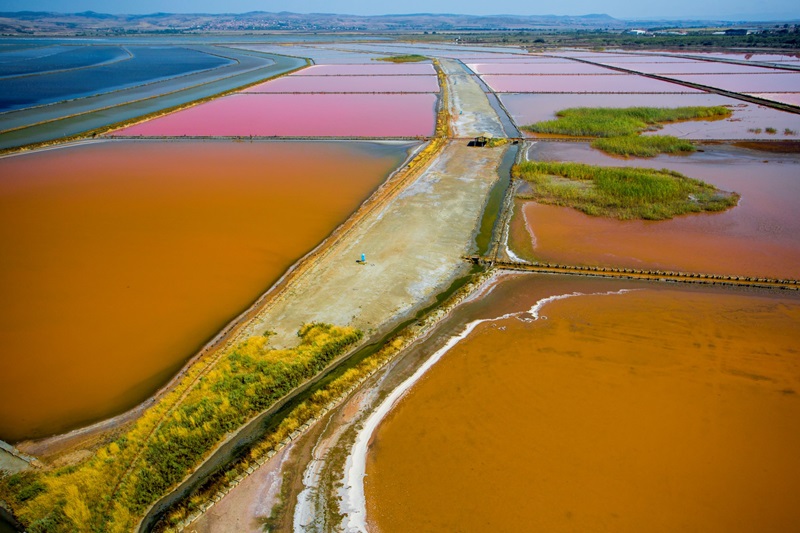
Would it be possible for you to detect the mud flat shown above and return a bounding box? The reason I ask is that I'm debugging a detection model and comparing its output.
[510,142,800,279]
[0,139,411,442]
[357,274,800,532]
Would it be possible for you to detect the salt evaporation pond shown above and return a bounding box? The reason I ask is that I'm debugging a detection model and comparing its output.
[668,73,800,93]
[510,142,800,279]
[501,93,800,139]
[113,93,437,138]
[599,61,787,75]
[242,74,439,93]
[749,93,800,106]
[482,74,699,93]
[0,46,235,112]
[0,45,130,78]
[467,62,619,75]
[294,64,435,75]
[364,274,800,532]
[0,139,415,442]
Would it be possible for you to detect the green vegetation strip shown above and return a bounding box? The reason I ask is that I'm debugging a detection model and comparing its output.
[590,135,696,157]
[522,106,731,157]
[513,161,739,220]
[376,54,429,63]
[0,324,361,532]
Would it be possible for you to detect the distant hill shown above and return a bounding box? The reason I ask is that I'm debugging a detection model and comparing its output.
[0,10,628,35]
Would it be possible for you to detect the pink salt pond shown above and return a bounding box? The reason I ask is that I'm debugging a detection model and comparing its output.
[482,74,700,93]
[113,93,436,137]
[668,73,800,93]
[600,61,787,75]
[467,62,620,75]
[242,74,439,93]
[749,93,800,107]
[500,93,800,140]
[294,64,435,75]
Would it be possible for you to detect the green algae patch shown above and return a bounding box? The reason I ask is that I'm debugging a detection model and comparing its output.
[0,324,362,532]
[522,106,732,157]
[376,54,428,63]
[513,161,739,220]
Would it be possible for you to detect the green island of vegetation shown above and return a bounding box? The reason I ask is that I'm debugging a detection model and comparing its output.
[513,161,739,220]
[376,54,428,63]
[0,323,362,532]
[522,106,732,157]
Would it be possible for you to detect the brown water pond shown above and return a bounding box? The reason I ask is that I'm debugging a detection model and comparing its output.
[366,274,800,532]
[0,139,413,442]
[510,142,800,279]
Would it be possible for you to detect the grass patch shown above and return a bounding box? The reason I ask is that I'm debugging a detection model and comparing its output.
[0,324,362,532]
[375,54,428,63]
[513,161,739,220]
[522,106,731,158]
[591,135,696,157]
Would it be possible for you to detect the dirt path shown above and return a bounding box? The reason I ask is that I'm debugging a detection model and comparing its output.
[439,59,506,139]
[236,60,507,349]
[189,59,507,531]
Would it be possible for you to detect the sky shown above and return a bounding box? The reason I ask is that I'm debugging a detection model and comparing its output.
[2,0,799,21]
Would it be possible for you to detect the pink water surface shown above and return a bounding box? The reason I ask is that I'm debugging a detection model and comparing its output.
[500,92,800,139]
[294,64,435,75]
[467,62,620,75]
[601,61,787,75]
[748,93,800,106]
[669,73,800,93]
[113,93,437,137]
[482,74,700,93]
[242,75,439,93]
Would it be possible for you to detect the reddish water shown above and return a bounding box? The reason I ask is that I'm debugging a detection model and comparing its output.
[500,93,800,139]
[0,140,411,442]
[467,62,620,75]
[113,93,437,138]
[294,64,435,75]
[366,275,800,532]
[513,143,800,279]
[242,75,439,93]
[483,74,700,93]
[670,73,800,93]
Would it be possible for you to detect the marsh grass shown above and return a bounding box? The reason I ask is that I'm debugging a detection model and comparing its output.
[591,135,696,157]
[0,324,362,532]
[522,106,731,157]
[376,54,428,63]
[513,161,739,220]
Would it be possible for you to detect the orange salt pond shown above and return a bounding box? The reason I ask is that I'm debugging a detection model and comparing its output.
[511,142,800,279]
[0,139,412,442]
[365,274,800,532]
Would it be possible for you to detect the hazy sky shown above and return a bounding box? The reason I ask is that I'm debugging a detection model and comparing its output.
[3,0,799,20]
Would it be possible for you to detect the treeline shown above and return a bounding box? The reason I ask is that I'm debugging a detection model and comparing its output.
[0,323,362,532]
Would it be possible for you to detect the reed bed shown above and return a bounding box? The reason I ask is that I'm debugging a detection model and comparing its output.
[522,106,731,157]
[513,161,739,220]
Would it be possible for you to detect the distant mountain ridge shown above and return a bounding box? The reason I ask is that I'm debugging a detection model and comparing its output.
[0,10,628,35]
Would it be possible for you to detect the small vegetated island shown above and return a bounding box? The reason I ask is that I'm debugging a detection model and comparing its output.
[522,106,732,157]
[376,54,428,63]
[512,161,739,220]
